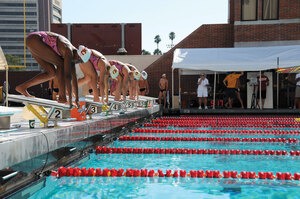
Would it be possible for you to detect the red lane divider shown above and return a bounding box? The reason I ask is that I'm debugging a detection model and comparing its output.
[144,123,300,128]
[119,136,299,143]
[95,146,300,156]
[53,167,300,181]
[161,116,299,120]
[135,128,300,135]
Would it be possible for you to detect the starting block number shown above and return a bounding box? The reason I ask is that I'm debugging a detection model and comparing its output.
[90,106,97,114]
[126,102,134,108]
[111,103,120,111]
[50,109,63,119]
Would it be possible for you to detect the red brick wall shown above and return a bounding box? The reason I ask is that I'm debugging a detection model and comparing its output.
[125,24,142,55]
[51,23,141,55]
[235,23,300,42]
[71,24,121,55]
[279,0,300,19]
[51,23,68,38]
[145,24,234,99]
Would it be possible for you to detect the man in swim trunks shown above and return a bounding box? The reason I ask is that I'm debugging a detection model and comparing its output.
[158,74,168,108]
[139,71,149,96]
[16,31,81,108]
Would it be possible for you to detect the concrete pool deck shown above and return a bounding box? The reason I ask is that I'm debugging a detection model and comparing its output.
[0,105,160,170]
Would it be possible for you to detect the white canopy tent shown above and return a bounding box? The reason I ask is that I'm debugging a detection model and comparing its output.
[171,45,300,109]
[0,46,8,106]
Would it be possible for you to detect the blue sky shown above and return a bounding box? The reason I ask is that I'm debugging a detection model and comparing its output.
[62,0,228,54]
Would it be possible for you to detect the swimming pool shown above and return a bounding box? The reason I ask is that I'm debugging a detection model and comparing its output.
[18,115,300,198]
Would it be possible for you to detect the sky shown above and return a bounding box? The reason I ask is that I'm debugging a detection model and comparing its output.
[62,0,228,54]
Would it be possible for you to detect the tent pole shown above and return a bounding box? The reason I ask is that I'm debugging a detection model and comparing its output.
[213,72,216,109]
[260,71,262,109]
[5,66,8,107]
[172,68,174,109]
[277,57,279,109]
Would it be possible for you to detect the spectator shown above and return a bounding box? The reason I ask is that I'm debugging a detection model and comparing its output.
[256,71,269,109]
[294,73,300,109]
[158,74,168,108]
[197,73,209,109]
[223,72,244,109]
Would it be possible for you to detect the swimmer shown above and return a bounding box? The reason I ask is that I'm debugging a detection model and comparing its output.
[76,46,110,103]
[126,64,141,101]
[138,71,149,96]
[108,60,133,102]
[16,31,81,108]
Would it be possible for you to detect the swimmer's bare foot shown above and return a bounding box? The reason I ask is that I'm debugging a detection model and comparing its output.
[58,96,67,104]
[15,85,34,97]
[94,97,101,103]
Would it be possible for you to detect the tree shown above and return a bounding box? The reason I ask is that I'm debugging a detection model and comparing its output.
[169,32,175,46]
[5,54,21,66]
[153,48,162,55]
[142,49,151,55]
[154,35,161,49]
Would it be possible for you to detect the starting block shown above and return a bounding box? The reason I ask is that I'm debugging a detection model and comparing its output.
[81,98,103,119]
[8,94,70,127]
[139,96,158,106]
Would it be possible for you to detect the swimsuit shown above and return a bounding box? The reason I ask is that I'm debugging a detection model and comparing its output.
[140,88,146,92]
[28,31,62,57]
[89,54,100,71]
[160,89,166,93]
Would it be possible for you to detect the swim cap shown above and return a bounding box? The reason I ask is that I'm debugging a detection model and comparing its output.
[110,65,119,79]
[77,45,91,63]
[133,70,141,80]
[141,71,148,80]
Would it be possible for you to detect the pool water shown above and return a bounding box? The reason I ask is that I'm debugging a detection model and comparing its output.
[27,117,300,199]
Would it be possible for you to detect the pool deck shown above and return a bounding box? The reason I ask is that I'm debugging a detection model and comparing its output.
[0,105,160,170]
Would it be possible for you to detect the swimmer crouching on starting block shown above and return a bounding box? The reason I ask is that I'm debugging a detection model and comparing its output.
[126,64,141,101]
[15,31,82,108]
[108,60,132,102]
[76,45,111,104]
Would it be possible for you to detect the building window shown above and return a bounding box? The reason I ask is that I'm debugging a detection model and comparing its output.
[241,0,257,21]
[53,6,61,15]
[263,0,278,20]
[53,15,61,22]
[0,20,37,24]
[0,3,36,7]
[0,12,37,16]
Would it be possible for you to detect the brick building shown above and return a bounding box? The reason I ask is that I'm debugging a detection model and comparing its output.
[51,23,142,55]
[145,0,300,108]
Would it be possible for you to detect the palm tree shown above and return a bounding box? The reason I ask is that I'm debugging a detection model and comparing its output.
[154,35,161,49]
[153,48,162,55]
[169,32,175,46]
[142,49,151,55]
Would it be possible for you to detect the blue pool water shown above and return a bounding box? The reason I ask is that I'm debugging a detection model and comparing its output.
[27,123,300,198]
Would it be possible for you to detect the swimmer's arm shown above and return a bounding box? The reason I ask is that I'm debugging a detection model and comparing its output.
[71,63,79,106]
[98,67,105,102]
[146,80,149,95]
[63,50,74,108]
[166,79,169,90]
